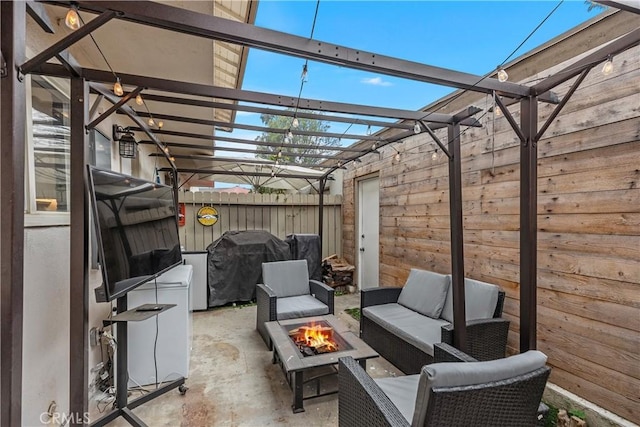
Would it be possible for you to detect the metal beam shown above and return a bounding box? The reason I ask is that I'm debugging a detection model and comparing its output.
[150,153,337,169]
[448,123,467,352]
[38,63,472,124]
[520,96,539,352]
[158,167,329,180]
[128,92,417,131]
[139,140,343,160]
[69,77,90,426]
[26,0,55,33]
[532,27,640,95]
[127,111,383,141]
[596,0,640,14]
[87,86,143,130]
[61,0,545,100]
[0,3,26,426]
[19,10,117,75]
[131,128,370,153]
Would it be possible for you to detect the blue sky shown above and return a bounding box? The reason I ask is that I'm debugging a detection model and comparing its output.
[217,1,603,157]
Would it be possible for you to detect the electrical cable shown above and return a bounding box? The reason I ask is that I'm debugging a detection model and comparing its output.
[77,13,118,81]
[153,277,159,389]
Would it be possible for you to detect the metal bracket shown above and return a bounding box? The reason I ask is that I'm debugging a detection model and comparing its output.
[0,50,7,78]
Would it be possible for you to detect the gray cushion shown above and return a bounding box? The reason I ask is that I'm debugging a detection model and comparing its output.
[276,294,329,320]
[362,304,450,356]
[262,260,310,298]
[374,374,420,423]
[412,350,548,426]
[440,277,500,323]
[397,269,450,318]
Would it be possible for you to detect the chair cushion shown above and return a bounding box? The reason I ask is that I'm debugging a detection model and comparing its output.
[362,304,450,356]
[262,260,310,298]
[412,350,548,426]
[440,277,500,323]
[397,269,450,319]
[374,374,420,424]
[276,295,329,320]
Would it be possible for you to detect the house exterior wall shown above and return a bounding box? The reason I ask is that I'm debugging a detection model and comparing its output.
[342,13,639,424]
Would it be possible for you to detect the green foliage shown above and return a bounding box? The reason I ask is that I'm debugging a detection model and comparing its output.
[568,409,586,420]
[251,186,286,194]
[255,109,341,165]
[543,404,559,427]
[344,307,361,321]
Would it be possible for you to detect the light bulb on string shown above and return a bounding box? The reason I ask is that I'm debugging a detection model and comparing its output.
[169,156,175,162]
[292,117,299,128]
[371,142,377,151]
[135,94,144,106]
[413,121,421,134]
[301,64,308,82]
[432,150,438,161]
[497,67,508,82]
[65,5,81,30]
[394,151,401,162]
[277,150,282,158]
[287,130,293,140]
[602,57,614,76]
[337,161,342,168]
[275,159,279,166]
[158,121,164,129]
[148,118,155,127]
[495,107,502,117]
[271,171,276,177]
[163,147,170,154]
[113,78,124,96]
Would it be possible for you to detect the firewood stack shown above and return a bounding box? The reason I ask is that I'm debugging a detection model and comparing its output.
[322,254,355,289]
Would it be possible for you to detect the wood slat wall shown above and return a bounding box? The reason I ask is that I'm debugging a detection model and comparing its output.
[178,191,343,257]
[342,40,639,422]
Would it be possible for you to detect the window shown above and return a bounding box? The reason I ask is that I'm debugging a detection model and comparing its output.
[25,75,112,227]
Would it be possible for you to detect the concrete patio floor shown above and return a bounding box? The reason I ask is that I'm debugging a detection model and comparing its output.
[99,291,402,426]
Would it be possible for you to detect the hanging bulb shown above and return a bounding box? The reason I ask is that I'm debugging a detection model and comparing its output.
[497,67,508,82]
[413,121,421,134]
[271,171,276,177]
[169,156,175,162]
[602,57,614,76]
[287,130,293,140]
[432,150,438,161]
[301,64,308,82]
[158,121,164,129]
[292,117,299,128]
[277,150,282,158]
[371,142,377,150]
[135,94,144,106]
[275,159,279,166]
[337,161,342,168]
[113,78,124,96]
[65,5,81,30]
[495,107,502,117]
[148,118,155,127]
[394,152,401,162]
[163,147,170,153]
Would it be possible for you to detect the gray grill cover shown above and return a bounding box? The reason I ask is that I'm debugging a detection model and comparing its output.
[206,230,290,307]
[285,234,322,281]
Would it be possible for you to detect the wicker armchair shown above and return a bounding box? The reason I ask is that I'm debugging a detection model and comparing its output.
[338,343,551,427]
[256,259,334,348]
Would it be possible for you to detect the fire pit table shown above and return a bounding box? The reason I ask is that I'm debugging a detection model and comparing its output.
[265,314,379,413]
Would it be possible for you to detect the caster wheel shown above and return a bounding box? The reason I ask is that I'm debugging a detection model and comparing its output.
[178,385,189,395]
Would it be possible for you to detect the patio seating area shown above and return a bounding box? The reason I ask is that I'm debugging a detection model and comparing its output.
[91,292,404,426]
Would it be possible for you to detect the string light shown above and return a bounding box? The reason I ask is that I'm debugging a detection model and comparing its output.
[432,150,438,161]
[113,78,124,96]
[287,130,293,140]
[301,64,308,82]
[602,56,614,76]
[413,121,421,134]
[65,4,81,30]
[277,150,282,158]
[158,121,164,129]
[148,118,155,127]
[169,156,175,162]
[163,147,170,153]
[495,107,502,117]
[497,67,509,82]
[371,142,377,150]
[135,94,144,106]
[394,150,401,162]
[292,117,299,128]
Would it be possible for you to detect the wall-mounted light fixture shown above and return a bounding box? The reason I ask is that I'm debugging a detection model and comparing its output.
[113,125,137,159]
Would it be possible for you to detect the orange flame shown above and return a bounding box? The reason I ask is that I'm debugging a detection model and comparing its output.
[292,323,338,353]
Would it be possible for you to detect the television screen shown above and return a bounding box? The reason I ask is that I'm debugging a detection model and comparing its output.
[87,166,182,302]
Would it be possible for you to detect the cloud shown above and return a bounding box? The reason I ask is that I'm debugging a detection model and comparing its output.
[361,76,393,87]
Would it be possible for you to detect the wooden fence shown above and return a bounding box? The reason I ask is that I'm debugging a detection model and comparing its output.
[178,191,342,257]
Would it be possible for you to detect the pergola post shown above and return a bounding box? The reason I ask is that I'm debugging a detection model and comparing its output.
[447,123,467,351]
[318,178,326,256]
[519,96,539,352]
[0,3,26,426]
[69,77,90,425]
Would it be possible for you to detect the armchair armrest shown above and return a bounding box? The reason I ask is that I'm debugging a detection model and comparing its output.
[309,279,334,314]
[256,284,277,347]
[338,356,410,427]
[433,343,477,363]
[360,287,403,309]
[441,318,510,361]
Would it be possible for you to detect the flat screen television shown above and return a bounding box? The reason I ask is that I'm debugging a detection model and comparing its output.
[87,166,182,302]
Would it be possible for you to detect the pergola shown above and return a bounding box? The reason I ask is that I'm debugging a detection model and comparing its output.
[1,1,638,425]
